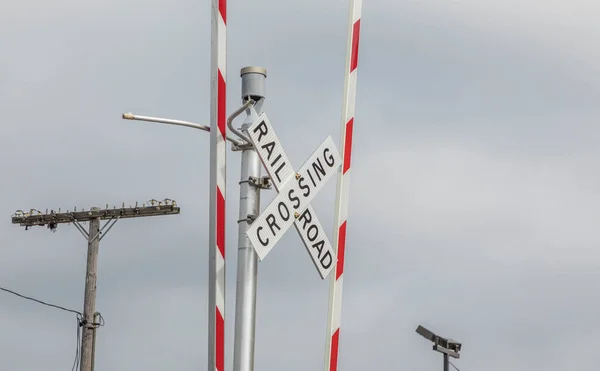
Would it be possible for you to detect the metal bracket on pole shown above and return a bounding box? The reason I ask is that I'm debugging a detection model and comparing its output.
[240,176,272,190]
[73,221,89,240]
[98,217,120,242]
[74,217,120,242]
[231,143,251,152]
[228,100,256,151]
[237,214,257,224]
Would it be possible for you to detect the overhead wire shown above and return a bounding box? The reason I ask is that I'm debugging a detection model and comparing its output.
[71,314,82,371]
[0,285,103,371]
[0,286,81,316]
[449,360,462,371]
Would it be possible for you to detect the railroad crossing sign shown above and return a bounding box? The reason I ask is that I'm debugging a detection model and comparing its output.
[245,113,341,279]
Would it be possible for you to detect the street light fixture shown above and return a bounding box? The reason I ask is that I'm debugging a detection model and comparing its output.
[415,325,462,371]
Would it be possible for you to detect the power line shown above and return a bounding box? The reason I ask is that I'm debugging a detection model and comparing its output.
[0,285,84,370]
[449,361,461,371]
[0,286,81,315]
[71,314,82,371]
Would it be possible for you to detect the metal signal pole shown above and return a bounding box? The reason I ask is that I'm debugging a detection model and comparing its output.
[11,200,180,371]
[232,66,269,371]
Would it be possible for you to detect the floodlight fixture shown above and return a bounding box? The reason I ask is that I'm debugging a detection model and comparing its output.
[415,325,462,371]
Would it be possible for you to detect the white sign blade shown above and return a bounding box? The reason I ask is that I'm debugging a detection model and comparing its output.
[247,113,294,190]
[294,205,337,279]
[247,114,338,278]
[247,136,342,261]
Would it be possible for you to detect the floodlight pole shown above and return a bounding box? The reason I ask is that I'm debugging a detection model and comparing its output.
[415,325,462,371]
[11,200,180,371]
[232,66,268,371]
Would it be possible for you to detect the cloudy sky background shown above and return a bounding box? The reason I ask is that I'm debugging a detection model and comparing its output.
[2,0,600,370]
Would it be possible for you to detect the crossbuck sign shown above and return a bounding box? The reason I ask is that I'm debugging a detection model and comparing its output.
[245,113,341,279]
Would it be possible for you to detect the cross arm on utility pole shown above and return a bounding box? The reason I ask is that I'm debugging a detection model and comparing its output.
[11,199,180,240]
[12,199,180,225]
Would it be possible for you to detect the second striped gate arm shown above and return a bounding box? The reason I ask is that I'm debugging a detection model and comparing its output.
[324,0,362,370]
[209,0,227,371]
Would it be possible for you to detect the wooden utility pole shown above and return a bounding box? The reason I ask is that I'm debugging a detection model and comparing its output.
[11,199,181,371]
[80,208,100,371]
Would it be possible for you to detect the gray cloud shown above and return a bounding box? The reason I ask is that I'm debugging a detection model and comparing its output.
[2,0,600,370]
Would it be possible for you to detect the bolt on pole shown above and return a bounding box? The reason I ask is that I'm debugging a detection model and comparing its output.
[233,66,268,371]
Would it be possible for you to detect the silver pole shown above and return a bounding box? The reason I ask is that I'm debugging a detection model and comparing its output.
[80,207,100,371]
[233,66,267,371]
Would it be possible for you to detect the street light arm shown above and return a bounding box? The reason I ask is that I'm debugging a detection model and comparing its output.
[122,113,210,132]
[122,113,243,145]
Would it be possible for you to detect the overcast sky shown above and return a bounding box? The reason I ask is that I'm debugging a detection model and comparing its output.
[2,0,600,370]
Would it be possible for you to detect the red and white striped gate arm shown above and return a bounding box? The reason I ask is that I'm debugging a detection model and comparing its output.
[324,0,362,370]
[209,1,226,371]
